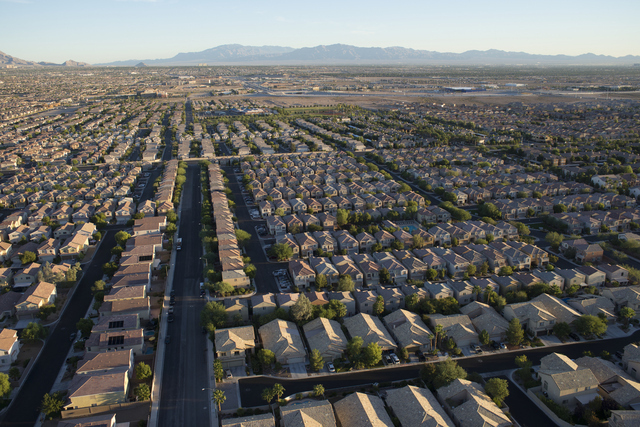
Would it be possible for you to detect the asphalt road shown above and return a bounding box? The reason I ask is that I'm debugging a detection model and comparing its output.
[157,164,210,427]
[0,231,118,426]
[222,165,285,295]
[498,375,555,427]
[238,329,640,408]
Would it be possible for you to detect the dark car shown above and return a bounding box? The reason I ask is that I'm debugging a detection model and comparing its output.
[168,314,174,322]
[170,296,176,305]
[491,341,500,350]
[165,335,171,344]
[569,333,580,341]
[200,289,206,298]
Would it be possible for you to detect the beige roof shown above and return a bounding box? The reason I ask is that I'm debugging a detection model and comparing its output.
[221,413,275,427]
[603,376,640,407]
[67,371,128,400]
[0,328,17,352]
[429,314,479,346]
[215,326,256,354]
[436,379,511,427]
[609,410,640,427]
[76,350,132,375]
[280,400,336,427]
[343,313,396,351]
[302,317,348,361]
[385,385,454,427]
[383,310,433,350]
[258,319,306,363]
[540,352,578,373]
[575,356,629,383]
[333,392,394,427]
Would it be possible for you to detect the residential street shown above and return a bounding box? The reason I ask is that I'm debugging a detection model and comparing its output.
[222,165,285,294]
[0,232,118,426]
[237,329,640,414]
[157,164,210,427]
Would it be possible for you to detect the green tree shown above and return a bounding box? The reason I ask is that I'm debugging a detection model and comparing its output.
[19,251,36,265]
[573,315,607,337]
[412,234,425,249]
[337,275,355,292]
[498,266,513,276]
[258,349,276,369]
[553,203,568,213]
[313,383,325,397]
[315,273,328,289]
[272,383,285,401]
[362,342,383,368]
[76,318,94,338]
[620,306,636,326]
[379,267,391,284]
[135,362,152,380]
[213,359,224,382]
[269,243,293,261]
[328,299,347,318]
[134,384,151,401]
[41,392,64,419]
[373,295,385,316]
[114,230,131,246]
[484,377,509,406]
[200,301,228,330]
[212,389,226,411]
[336,209,349,226]
[290,294,314,324]
[426,268,438,281]
[0,373,9,398]
[262,387,276,406]
[506,318,524,346]
[309,349,324,372]
[235,229,252,247]
[92,279,106,294]
[553,322,572,340]
[346,336,364,363]
[479,329,490,345]
[432,358,468,389]
[22,322,46,341]
[545,232,564,249]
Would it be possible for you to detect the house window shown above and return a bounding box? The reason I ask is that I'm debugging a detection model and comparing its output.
[219,352,226,357]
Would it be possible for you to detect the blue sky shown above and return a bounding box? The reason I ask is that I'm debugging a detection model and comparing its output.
[1,0,639,64]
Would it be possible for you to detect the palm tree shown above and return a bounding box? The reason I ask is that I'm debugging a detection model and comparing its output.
[434,324,444,349]
[472,285,482,301]
[273,383,285,403]
[212,389,226,411]
[262,387,276,411]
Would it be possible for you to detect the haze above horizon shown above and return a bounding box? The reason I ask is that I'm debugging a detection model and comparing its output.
[2,0,639,64]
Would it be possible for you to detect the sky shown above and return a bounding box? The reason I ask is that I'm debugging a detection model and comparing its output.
[1,0,639,64]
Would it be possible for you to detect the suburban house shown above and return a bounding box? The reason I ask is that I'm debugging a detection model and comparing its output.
[0,329,19,368]
[353,290,378,315]
[280,400,337,427]
[333,392,394,427]
[258,319,306,365]
[14,281,57,319]
[602,287,640,316]
[385,385,455,427]
[64,371,130,410]
[214,326,256,368]
[288,259,316,290]
[538,352,599,409]
[383,309,433,353]
[327,291,356,317]
[429,314,479,348]
[503,293,581,336]
[343,313,396,351]
[622,344,640,380]
[302,317,348,362]
[436,379,511,427]
[250,293,277,318]
[460,301,509,343]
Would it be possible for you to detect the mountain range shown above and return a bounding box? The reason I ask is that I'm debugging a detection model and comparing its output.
[3,45,640,67]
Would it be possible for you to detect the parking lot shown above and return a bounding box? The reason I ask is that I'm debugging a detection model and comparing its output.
[272,269,292,292]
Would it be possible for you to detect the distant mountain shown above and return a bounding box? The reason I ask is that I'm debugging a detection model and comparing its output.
[4,44,640,67]
[0,50,39,67]
[98,44,640,66]
[101,44,295,66]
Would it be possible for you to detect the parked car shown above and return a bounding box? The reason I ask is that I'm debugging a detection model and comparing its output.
[165,335,171,344]
[390,353,400,364]
[225,369,233,379]
[500,342,507,350]
[70,332,76,342]
[569,333,580,341]
[326,362,336,373]
[491,341,500,350]
[474,345,482,354]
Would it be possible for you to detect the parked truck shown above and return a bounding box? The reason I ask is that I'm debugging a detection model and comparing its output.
[176,238,182,250]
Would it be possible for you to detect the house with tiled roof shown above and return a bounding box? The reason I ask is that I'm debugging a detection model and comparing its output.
[538,352,599,409]
[436,379,510,427]
[383,309,433,353]
[0,329,19,368]
[214,326,256,368]
[258,319,306,364]
[385,385,454,427]
[429,314,479,348]
[343,313,396,351]
[280,400,336,427]
[302,317,347,362]
[15,281,56,319]
[333,392,393,427]
[503,293,581,336]
[460,301,509,343]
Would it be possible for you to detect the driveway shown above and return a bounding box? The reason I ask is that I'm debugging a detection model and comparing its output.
[289,363,308,379]
[217,380,240,411]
